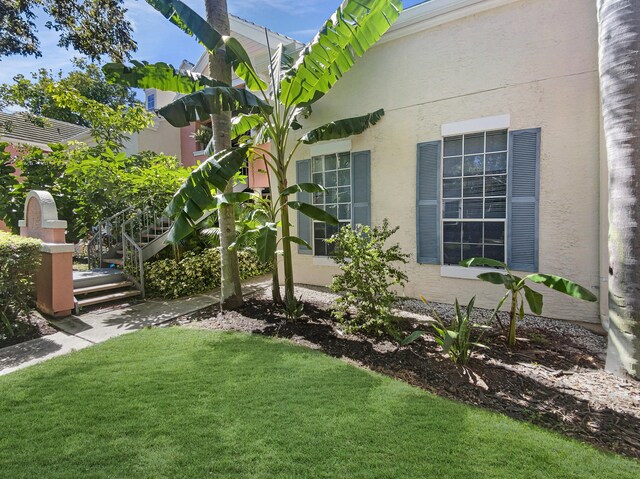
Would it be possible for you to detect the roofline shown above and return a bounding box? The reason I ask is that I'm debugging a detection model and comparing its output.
[381,0,520,44]
[229,14,302,47]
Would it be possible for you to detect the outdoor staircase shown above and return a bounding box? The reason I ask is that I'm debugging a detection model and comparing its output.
[73,269,141,312]
[81,208,174,311]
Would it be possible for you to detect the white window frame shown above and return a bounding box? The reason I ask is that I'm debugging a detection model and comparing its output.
[440,129,509,268]
[311,150,353,257]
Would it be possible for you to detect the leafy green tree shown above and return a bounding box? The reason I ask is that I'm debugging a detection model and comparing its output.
[1,143,189,243]
[1,59,152,147]
[104,0,402,305]
[0,0,136,60]
[0,58,139,127]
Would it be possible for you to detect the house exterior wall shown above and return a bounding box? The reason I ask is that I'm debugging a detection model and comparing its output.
[137,118,182,159]
[287,0,602,323]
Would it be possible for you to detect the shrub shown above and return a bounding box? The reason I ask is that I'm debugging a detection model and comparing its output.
[0,232,41,338]
[327,220,409,336]
[144,248,270,299]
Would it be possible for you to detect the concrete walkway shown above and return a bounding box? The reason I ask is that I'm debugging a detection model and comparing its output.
[0,276,270,376]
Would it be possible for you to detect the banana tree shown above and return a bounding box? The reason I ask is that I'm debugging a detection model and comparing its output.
[460,258,597,346]
[104,0,402,304]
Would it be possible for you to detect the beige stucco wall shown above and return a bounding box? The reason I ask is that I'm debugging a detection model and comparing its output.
[134,118,182,160]
[286,0,602,323]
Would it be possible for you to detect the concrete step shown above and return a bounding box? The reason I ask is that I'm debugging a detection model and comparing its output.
[73,281,133,296]
[76,290,141,308]
[141,233,160,239]
[102,258,123,266]
[73,269,125,289]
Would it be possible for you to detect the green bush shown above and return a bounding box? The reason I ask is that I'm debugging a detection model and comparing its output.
[144,248,270,299]
[0,232,41,338]
[327,220,409,336]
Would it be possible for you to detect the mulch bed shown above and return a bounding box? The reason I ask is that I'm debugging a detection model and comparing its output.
[167,285,640,460]
[0,312,57,349]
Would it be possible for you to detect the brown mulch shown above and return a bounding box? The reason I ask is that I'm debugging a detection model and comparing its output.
[167,286,640,460]
[0,312,57,349]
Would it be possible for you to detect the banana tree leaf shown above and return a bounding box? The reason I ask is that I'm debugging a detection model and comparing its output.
[460,257,507,269]
[279,0,402,107]
[268,42,297,98]
[231,113,264,139]
[165,145,248,221]
[281,236,312,250]
[288,201,339,225]
[146,1,267,93]
[146,0,222,52]
[280,183,326,196]
[526,274,597,301]
[256,223,278,263]
[477,272,510,287]
[301,109,385,144]
[103,61,224,94]
[158,87,272,127]
[523,285,544,315]
[223,36,268,91]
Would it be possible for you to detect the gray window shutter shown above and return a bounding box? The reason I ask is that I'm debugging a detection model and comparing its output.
[351,150,371,227]
[507,128,540,272]
[296,159,312,254]
[416,141,441,264]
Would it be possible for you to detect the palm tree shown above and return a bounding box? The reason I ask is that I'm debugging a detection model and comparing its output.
[598,0,640,379]
[104,0,402,305]
[204,0,243,309]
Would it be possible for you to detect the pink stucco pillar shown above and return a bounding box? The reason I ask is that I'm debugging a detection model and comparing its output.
[19,190,75,317]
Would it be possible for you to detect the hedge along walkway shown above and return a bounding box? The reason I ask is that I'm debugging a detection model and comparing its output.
[1,328,639,479]
[0,275,270,376]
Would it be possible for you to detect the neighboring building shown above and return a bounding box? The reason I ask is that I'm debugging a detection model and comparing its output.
[287,0,605,324]
[0,111,92,156]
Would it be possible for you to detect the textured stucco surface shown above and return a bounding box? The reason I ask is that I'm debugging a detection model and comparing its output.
[286,0,602,322]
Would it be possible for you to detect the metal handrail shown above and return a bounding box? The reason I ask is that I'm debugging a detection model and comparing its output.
[86,206,134,269]
[122,231,145,298]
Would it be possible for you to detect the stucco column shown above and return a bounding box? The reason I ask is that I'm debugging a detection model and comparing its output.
[19,190,75,317]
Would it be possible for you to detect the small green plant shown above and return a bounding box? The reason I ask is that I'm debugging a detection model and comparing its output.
[460,258,597,346]
[402,296,488,365]
[282,295,305,322]
[327,220,409,336]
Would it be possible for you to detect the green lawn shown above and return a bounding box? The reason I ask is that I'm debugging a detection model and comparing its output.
[0,329,638,478]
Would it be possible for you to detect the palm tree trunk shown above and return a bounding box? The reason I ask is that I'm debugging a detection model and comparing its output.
[205,0,243,309]
[598,0,640,378]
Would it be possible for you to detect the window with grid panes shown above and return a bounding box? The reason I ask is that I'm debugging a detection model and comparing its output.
[442,130,508,264]
[311,152,352,256]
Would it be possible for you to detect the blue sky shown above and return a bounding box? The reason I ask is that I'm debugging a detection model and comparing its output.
[0,0,426,86]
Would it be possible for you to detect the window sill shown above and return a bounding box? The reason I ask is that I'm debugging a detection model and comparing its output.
[440,265,505,280]
[313,256,338,266]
